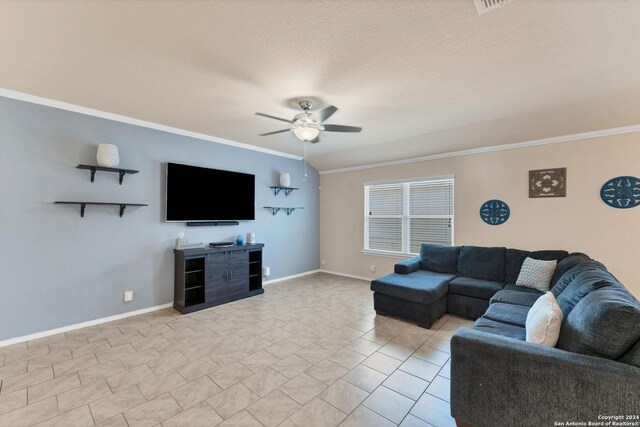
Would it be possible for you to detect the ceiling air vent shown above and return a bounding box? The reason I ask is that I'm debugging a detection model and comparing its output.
[474,0,515,15]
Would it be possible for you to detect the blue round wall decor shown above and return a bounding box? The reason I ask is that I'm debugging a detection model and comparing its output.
[480,199,510,225]
[600,176,640,209]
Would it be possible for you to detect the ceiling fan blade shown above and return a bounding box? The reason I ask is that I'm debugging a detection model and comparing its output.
[310,136,320,144]
[259,129,290,136]
[255,112,292,124]
[323,124,362,133]
[318,105,338,122]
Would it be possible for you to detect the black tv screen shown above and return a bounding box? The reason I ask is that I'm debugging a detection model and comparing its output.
[166,162,255,221]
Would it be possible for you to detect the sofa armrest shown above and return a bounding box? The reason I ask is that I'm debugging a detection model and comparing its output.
[451,328,640,427]
[394,256,422,274]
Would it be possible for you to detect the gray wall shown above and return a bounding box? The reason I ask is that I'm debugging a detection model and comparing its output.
[0,97,320,341]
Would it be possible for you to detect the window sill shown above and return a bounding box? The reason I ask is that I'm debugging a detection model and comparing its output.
[362,249,417,259]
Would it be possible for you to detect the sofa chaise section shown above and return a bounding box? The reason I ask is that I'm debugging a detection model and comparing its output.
[371,267,454,328]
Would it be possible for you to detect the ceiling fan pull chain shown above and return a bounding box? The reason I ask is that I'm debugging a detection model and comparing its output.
[303,140,308,180]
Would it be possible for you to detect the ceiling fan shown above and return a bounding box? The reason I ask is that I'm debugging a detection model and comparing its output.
[255,100,362,144]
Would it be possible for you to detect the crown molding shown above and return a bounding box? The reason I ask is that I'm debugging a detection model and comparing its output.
[0,88,303,161]
[319,124,640,175]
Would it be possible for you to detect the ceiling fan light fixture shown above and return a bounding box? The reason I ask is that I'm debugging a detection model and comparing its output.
[292,126,320,141]
[291,112,323,141]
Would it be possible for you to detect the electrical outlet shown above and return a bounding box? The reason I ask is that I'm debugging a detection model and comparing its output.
[370,264,376,273]
[321,258,326,265]
[124,291,133,302]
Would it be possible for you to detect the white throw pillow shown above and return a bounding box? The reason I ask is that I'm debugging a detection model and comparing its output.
[516,257,557,292]
[526,292,564,347]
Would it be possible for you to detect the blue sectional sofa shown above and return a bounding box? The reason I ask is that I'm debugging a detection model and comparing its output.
[371,244,640,426]
[371,244,570,327]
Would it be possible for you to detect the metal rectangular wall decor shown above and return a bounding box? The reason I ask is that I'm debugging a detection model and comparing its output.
[529,167,566,198]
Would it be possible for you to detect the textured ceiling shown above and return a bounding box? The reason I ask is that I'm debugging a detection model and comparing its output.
[1,0,640,170]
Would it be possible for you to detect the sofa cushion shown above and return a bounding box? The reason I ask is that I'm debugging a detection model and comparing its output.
[420,244,460,274]
[472,318,526,341]
[457,246,507,282]
[503,283,543,295]
[448,276,504,300]
[551,261,607,298]
[371,270,454,304]
[550,252,591,287]
[555,266,614,317]
[557,285,640,359]
[483,302,529,327]
[505,249,569,284]
[490,289,542,307]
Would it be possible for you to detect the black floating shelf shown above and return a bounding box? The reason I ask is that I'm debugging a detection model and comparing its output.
[264,206,304,216]
[77,164,139,185]
[55,201,148,218]
[269,186,299,197]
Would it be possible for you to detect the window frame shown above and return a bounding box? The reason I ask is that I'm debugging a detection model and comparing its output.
[363,175,455,258]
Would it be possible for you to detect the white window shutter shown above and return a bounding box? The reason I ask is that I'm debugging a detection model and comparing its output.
[409,180,454,216]
[367,184,404,216]
[365,178,454,255]
[368,218,403,252]
[409,218,452,253]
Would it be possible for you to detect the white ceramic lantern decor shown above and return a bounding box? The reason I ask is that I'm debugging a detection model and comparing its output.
[96,144,120,168]
[279,172,291,187]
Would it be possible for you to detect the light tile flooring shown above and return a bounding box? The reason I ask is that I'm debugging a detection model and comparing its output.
[0,273,474,427]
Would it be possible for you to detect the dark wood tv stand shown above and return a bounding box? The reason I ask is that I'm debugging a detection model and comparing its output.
[173,243,264,314]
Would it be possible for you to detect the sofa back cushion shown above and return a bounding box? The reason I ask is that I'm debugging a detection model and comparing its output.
[505,249,569,284]
[551,261,607,298]
[555,264,613,317]
[457,246,506,282]
[550,252,591,287]
[420,244,460,274]
[557,285,640,360]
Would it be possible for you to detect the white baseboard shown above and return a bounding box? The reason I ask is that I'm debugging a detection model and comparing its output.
[319,269,373,282]
[0,303,174,348]
[1,270,367,348]
[263,269,321,285]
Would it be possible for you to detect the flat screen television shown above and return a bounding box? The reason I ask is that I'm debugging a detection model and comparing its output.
[166,162,255,222]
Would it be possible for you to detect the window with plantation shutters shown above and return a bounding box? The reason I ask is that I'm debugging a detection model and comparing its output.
[364,177,454,256]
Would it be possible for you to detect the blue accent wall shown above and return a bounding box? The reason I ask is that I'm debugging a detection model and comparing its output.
[0,97,320,341]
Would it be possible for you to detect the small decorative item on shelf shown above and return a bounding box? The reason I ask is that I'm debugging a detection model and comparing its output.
[247,232,256,244]
[175,232,187,248]
[96,144,120,167]
[600,176,640,209]
[480,199,510,225]
[279,172,291,187]
[235,234,245,245]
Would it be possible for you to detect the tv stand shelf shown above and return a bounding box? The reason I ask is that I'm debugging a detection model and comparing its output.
[174,243,264,314]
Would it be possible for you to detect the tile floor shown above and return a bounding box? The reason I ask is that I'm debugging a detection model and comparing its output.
[0,273,474,426]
